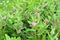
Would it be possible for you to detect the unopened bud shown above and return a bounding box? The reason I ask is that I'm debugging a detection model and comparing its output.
[2,15,7,19]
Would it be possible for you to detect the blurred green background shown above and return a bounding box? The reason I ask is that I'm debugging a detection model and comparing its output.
[0,0,60,40]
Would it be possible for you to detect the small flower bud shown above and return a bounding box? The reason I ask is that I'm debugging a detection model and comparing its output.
[57,19,60,22]
[9,10,13,14]
[2,15,7,19]
[17,29,21,34]
[30,31,34,35]
[23,13,27,17]
[34,13,40,18]
[2,23,6,27]
[55,37,58,40]
[43,19,48,24]
[30,21,38,27]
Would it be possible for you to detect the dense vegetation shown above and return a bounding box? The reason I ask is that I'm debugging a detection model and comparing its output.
[0,0,60,40]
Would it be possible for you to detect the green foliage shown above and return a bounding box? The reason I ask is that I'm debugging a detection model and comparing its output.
[5,34,21,40]
[0,0,60,40]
